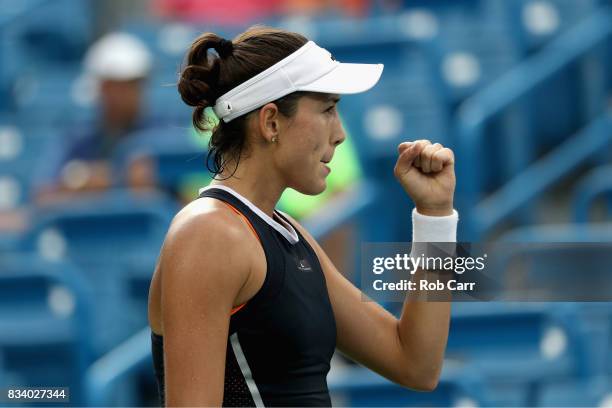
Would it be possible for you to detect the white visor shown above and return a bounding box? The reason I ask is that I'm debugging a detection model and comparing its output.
[213,41,384,122]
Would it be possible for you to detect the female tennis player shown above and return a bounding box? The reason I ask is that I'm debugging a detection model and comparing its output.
[148,26,457,407]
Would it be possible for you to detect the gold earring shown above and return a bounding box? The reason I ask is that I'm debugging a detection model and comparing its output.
[271,136,278,143]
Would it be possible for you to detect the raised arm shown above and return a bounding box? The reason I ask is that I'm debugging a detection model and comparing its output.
[160,208,254,406]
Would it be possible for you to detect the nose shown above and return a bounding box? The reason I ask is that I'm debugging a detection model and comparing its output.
[332,121,346,147]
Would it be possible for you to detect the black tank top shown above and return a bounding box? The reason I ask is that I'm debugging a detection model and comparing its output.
[151,186,337,407]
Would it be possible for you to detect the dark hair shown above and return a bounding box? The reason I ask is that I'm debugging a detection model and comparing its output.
[178,26,309,179]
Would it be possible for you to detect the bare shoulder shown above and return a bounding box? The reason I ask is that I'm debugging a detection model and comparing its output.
[172,197,244,234]
[159,198,255,301]
[164,197,253,254]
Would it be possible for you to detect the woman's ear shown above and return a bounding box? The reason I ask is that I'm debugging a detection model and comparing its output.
[257,103,280,143]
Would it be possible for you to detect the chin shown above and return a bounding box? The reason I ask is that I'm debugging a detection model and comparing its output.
[312,183,327,195]
[294,179,327,196]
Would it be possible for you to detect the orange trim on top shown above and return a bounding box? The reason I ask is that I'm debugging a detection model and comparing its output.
[231,303,246,315]
[221,201,261,244]
[221,201,262,315]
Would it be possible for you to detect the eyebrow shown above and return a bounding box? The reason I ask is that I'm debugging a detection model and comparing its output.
[323,94,341,104]
[308,93,341,105]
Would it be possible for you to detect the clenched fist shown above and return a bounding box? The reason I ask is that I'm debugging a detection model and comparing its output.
[393,140,456,216]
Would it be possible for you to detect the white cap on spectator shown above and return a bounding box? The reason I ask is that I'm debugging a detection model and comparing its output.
[84,32,152,80]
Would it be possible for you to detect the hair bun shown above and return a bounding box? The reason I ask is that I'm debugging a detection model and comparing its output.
[178,62,220,108]
[216,39,234,59]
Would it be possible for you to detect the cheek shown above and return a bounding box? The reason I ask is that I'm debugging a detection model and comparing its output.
[302,120,328,155]
[276,116,328,172]
[288,128,321,161]
[279,144,312,170]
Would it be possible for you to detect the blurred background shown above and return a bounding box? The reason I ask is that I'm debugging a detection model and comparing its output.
[0,0,611,406]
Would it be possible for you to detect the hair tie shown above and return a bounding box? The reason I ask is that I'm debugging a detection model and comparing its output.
[216,39,234,59]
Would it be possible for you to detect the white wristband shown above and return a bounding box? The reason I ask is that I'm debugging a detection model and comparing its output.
[412,208,459,243]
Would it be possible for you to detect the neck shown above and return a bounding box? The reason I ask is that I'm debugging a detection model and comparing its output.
[209,154,285,218]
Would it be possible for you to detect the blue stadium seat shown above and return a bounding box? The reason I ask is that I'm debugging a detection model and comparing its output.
[500,221,612,242]
[495,225,612,379]
[328,361,484,407]
[0,44,20,112]
[0,124,53,172]
[0,124,25,169]
[499,224,612,299]
[0,0,90,117]
[491,2,608,152]
[0,123,59,208]
[0,123,65,204]
[19,190,177,355]
[0,168,30,210]
[0,254,91,404]
[427,19,519,107]
[23,190,175,263]
[11,0,92,64]
[0,369,25,394]
[539,376,612,406]
[122,21,199,76]
[456,93,611,239]
[0,231,21,252]
[122,252,158,330]
[500,0,599,54]
[493,242,612,302]
[1,0,91,113]
[85,326,156,407]
[572,164,612,222]
[13,67,94,126]
[448,302,595,406]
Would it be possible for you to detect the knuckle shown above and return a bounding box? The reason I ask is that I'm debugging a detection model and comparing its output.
[435,148,450,158]
[393,164,401,177]
[422,146,435,156]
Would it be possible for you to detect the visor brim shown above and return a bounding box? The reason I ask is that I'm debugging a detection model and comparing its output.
[299,63,384,95]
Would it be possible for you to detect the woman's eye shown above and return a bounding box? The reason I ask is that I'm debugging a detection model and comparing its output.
[326,105,336,113]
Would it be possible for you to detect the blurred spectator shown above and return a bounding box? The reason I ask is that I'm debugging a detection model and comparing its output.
[34,32,156,204]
